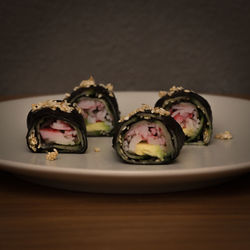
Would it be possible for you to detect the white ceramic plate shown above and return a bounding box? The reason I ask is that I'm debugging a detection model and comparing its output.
[0,92,250,193]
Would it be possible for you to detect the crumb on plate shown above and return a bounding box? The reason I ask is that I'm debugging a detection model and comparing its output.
[94,147,101,152]
[214,131,233,140]
[46,149,58,161]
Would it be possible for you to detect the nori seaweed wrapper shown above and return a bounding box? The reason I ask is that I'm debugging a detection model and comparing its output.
[65,77,120,136]
[26,100,88,153]
[113,105,185,165]
[155,86,213,145]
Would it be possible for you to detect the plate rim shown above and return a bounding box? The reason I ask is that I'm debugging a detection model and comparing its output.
[1,157,250,178]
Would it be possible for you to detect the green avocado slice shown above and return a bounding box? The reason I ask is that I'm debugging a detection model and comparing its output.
[134,143,167,161]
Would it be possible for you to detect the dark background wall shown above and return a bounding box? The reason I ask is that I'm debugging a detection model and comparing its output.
[0,0,250,96]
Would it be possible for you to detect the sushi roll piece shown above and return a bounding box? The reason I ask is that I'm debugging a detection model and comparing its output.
[65,76,120,136]
[26,100,88,153]
[113,105,185,164]
[155,86,213,145]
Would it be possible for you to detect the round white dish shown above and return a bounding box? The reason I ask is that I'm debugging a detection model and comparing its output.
[0,92,250,193]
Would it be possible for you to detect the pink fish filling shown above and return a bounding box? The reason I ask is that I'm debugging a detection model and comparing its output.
[40,120,77,145]
[123,121,166,152]
[77,98,112,126]
[170,102,200,132]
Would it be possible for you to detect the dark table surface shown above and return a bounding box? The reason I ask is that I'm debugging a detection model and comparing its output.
[1,95,250,250]
[1,171,250,250]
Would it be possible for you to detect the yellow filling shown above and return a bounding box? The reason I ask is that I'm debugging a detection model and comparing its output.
[86,122,111,132]
[134,143,166,161]
[183,127,197,137]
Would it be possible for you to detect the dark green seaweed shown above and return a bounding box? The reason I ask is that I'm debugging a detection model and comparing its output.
[155,89,213,145]
[65,85,120,136]
[113,110,185,165]
[26,101,88,153]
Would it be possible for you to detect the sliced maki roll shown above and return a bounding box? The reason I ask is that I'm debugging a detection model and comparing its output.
[26,100,88,153]
[155,86,213,145]
[65,76,120,136]
[113,105,185,164]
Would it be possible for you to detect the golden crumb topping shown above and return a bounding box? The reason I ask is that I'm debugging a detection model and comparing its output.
[64,93,71,98]
[119,104,170,122]
[159,86,193,98]
[169,85,184,92]
[72,76,115,97]
[158,91,168,98]
[99,82,114,92]
[167,86,184,96]
[158,86,186,97]
[72,103,82,114]
[100,82,114,97]
[31,100,75,113]
[215,131,233,140]
[46,149,58,161]
[79,75,96,88]
[28,129,38,152]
